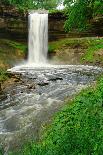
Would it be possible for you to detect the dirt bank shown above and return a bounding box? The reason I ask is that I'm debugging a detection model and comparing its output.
[49,37,103,66]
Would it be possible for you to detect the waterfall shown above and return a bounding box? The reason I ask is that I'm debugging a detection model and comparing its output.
[28,12,48,65]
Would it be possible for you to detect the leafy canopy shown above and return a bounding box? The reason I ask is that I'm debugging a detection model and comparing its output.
[64,0,103,32]
[0,0,62,10]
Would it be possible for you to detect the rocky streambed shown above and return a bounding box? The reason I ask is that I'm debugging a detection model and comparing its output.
[0,65,103,153]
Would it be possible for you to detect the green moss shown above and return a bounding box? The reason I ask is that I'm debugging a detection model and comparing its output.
[48,38,86,53]
[0,39,27,53]
[82,38,103,63]
[0,69,9,82]
[49,38,103,65]
[49,9,64,14]
[0,39,27,69]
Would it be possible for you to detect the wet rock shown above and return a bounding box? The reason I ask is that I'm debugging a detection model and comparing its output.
[27,84,35,89]
[48,77,63,81]
[14,78,20,82]
[9,73,22,83]
[0,93,7,102]
[8,72,21,78]
[38,81,49,86]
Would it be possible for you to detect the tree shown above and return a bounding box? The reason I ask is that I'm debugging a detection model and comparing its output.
[64,0,103,32]
[0,0,62,10]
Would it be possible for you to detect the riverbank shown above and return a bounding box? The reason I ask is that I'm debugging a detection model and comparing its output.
[8,75,103,155]
[0,39,27,69]
[0,37,103,90]
[1,37,103,70]
[0,39,27,91]
[49,37,103,66]
[0,37,103,154]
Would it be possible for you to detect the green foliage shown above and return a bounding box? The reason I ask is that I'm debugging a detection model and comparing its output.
[48,38,87,52]
[49,37,103,64]
[93,0,103,16]
[0,69,9,82]
[0,146,4,155]
[48,45,56,53]
[0,39,27,53]
[49,9,64,14]
[10,76,103,155]
[48,37,103,51]
[1,0,62,10]
[82,38,103,63]
[64,0,103,32]
[0,39,27,69]
[4,40,27,53]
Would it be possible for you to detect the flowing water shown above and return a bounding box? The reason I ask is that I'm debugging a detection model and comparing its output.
[0,65,103,152]
[0,12,103,153]
[28,12,48,64]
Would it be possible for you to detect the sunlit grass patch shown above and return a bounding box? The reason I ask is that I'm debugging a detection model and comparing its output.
[81,38,103,63]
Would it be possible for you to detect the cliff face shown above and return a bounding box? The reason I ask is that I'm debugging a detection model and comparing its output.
[0,5,26,18]
[0,5,103,42]
[0,6,66,41]
[92,16,103,36]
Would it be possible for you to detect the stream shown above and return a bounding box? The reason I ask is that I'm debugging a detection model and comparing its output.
[0,65,103,152]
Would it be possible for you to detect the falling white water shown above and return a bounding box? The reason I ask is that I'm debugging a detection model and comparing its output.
[28,12,48,65]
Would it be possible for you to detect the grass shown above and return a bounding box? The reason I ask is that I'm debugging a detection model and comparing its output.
[0,39,27,82]
[0,69,9,82]
[48,38,86,52]
[0,39,27,69]
[81,38,103,63]
[49,37,103,64]
[0,38,103,69]
[0,39,27,53]
[9,76,103,155]
[49,9,65,14]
